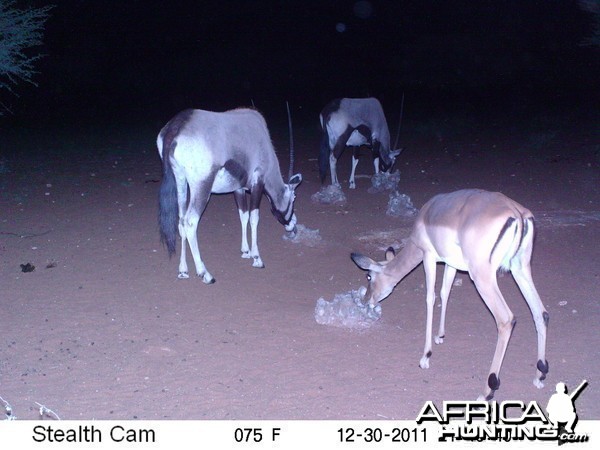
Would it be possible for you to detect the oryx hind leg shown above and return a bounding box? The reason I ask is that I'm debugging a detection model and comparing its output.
[329,153,340,187]
[183,179,215,284]
[472,271,515,401]
[234,189,251,259]
[175,175,190,279]
[435,265,457,344]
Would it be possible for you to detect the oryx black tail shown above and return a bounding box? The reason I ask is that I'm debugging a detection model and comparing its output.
[158,109,193,256]
[158,146,178,257]
[318,121,330,183]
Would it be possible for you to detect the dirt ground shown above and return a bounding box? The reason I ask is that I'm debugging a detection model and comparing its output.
[1,112,598,420]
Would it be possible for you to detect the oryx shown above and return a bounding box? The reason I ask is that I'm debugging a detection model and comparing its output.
[319,97,402,189]
[351,189,549,400]
[158,107,302,284]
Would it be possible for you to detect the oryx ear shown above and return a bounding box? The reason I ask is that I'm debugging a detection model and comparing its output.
[288,173,302,189]
[389,148,403,159]
[351,253,380,272]
[385,246,396,261]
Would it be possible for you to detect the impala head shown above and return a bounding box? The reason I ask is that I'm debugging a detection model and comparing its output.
[351,247,397,307]
[270,173,302,237]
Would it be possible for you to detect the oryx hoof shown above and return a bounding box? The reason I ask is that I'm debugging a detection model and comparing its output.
[241,251,251,259]
[252,257,265,268]
[434,335,445,345]
[349,182,356,189]
[419,354,431,369]
[178,271,189,279]
[533,378,545,389]
[198,271,215,284]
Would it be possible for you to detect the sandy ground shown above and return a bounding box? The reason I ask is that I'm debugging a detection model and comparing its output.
[0,113,598,420]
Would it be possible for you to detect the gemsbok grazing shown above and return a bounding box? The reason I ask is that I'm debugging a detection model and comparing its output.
[319,97,402,189]
[351,189,549,400]
[158,107,302,284]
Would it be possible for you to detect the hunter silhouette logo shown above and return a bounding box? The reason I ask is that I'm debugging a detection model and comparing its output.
[546,380,588,444]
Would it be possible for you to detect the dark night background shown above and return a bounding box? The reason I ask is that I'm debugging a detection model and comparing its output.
[2,0,599,131]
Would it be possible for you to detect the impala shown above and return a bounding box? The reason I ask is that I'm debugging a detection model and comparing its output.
[351,189,549,400]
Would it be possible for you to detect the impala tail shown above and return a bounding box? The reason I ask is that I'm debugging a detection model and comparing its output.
[491,213,532,272]
[158,140,178,257]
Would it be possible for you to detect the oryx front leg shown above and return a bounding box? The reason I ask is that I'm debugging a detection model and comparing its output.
[249,209,264,268]
[349,154,359,189]
[419,255,438,369]
[435,265,457,344]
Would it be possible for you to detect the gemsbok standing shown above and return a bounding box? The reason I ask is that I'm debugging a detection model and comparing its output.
[319,97,402,189]
[158,108,302,284]
[351,189,549,400]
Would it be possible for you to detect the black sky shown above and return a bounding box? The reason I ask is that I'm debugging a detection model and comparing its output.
[5,0,599,127]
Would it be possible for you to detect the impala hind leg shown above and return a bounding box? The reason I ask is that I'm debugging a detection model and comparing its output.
[234,190,251,259]
[183,180,215,284]
[512,263,549,389]
[419,254,438,369]
[472,272,515,400]
[435,265,457,344]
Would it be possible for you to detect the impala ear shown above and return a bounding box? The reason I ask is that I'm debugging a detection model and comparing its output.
[351,253,380,272]
[385,246,396,261]
[288,173,302,189]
